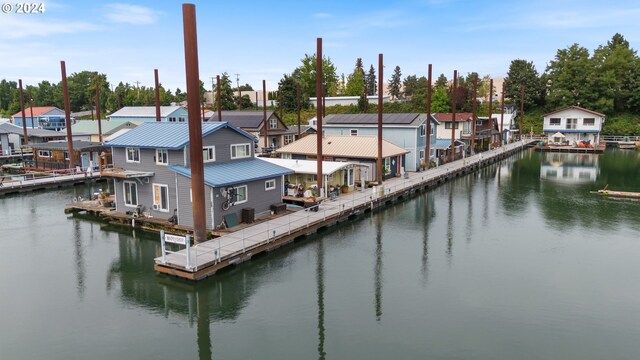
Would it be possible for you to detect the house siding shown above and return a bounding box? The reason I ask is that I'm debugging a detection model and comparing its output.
[109,108,189,123]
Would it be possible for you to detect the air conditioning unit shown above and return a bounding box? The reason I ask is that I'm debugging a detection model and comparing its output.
[152,204,158,210]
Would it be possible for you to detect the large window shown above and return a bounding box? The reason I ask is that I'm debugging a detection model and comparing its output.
[566,118,577,130]
[156,149,168,165]
[203,146,215,162]
[549,118,561,126]
[265,179,276,191]
[126,147,140,163]
[444,122,459,129]
[231,143,250,159]
[38,150,51,158]
[583,118,595,126]
[123,181,138,207]
[152,184,169,212]
[234,185,248,204]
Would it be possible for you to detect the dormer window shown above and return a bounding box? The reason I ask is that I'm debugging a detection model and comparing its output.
[269,118,277,129]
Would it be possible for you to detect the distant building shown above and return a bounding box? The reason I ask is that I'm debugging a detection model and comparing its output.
[28,141,107,170]
[542,106,605,146]
[321,113,438,171]
[309,95,391,108]
[11,106,68,131]
[108,106,188,123]
[207,111,295,153]
[72,120,142,142]
[105,122,292,230]
[0,123,66,153]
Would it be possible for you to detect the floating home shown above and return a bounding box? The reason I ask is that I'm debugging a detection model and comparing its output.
[104,122,293,230]
[542,106,605,146]
[0,123,67,152]
[28,141,107,170]
[10,106,68,131]
[108,106,189,123]
[72,120,142,142]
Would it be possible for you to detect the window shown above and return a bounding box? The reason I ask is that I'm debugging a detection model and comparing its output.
[444,122,459,129]
[419,149,426,162]
[307,174,317,182]
[203,146,215,162]
[269,118,277,129]
[549,118,561,125]
[234,185,248,204]
[420,124,426,136]
[38,150,51,158]
[156,149,168,165]
[178,117,186,122]
[123,181,138,207]
[152,184,169,212]
[284,135,293,145]
[169,117,176,122]
[350,129,358,136]
[126,147,140,163]
[476,120,484,126]
[566,118,577,130]
[231,143,250,159]
[63,151,69,160]
[583,118,595,126]
[265,179,276,191]
[384,157,391,173]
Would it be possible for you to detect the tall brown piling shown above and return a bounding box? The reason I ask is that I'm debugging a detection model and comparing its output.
[154,69,161,122]
[96,85,103,143]
[296,82,301,137]
[182,3,206,244]
[425,64,432,167]
[263,80,268,149]
[377,53,383,183]
[216,75,222,121]
[471,73,478,153]
[499,81,505,146]
[316,38,324,192]
[61,61,75,168]
[520,85,525,138]
[18,80,28,145]
[450,70,457,162]
[488,79,493,149]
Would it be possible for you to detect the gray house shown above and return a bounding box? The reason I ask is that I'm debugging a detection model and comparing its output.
[207,111,296,153]
[105,122,292,230]
[322,113,438,171]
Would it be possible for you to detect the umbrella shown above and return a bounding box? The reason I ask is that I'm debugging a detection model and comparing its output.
[552,132,565,138]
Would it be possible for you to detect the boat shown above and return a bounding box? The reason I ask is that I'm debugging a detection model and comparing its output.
[591,186,640,199]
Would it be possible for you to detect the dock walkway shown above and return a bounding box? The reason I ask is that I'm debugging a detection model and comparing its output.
[0,171,103,195]
[155,139,537,280]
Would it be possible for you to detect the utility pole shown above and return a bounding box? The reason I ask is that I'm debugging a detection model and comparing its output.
[235,73,241,109]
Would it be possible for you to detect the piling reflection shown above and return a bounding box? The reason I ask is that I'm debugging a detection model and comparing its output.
[72,219,85,299]
[316,239,326,360]
[420,193,436,283]
[446,184,453,259]
[374,213,383,321]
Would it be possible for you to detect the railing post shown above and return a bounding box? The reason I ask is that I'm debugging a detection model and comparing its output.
[185,234,191,269]
[160,230,166,264]
[242,228,246,252]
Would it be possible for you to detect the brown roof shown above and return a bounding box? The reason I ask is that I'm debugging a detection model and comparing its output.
[543,106,606,118]
[433,112,474,122]
[276,135,408,159]
[11,106,59,118]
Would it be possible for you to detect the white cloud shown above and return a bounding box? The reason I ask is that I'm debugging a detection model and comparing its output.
[0,16,98,40]
[104,3,163,25]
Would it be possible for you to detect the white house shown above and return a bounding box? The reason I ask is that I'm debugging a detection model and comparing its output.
[309,95,391,108]
[108,106,188,123]
[543,106,605,146]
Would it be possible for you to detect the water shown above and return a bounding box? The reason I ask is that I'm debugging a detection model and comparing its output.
[1,149,639,360]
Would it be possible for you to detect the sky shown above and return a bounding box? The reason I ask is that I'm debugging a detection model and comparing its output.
[1,0,639,94]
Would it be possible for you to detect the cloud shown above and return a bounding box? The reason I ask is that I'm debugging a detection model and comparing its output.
[313,12,333,19]
[0,16,98,40]
[104,3,163,25]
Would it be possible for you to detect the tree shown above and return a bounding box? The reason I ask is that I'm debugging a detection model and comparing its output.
[292,53,339,97]
[0,79,18,113]
[345,58,365,97]
[366,65,377,96]
[431,87,450,113]
[215,72,237,110]
[435,73,448,88]
[545,44,598,111]
[505,60,542,111]
[277,74,309,112]
[388,65,402,100]
[592,33,637,113]
[402,75,419,99]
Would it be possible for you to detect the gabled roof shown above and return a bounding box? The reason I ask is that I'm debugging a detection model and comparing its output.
[543,106,605,118]
[108,106,185,118]
[170,158,293,187]
[0,123,66,138]
[207,111,278,129]
[324,113,424,126]
[106,121,256,149]
[288,125,316,134]
[276,135,409,159]
[433,112,474,122]
[71,120,142,135]
[11,106,61,118]
[434,139,465,150]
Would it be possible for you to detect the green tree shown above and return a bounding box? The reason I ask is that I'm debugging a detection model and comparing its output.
[402,75,419,99]
[431,87,450,113]
[545,44,598,111]
[435,73,448,88]
[215,73,237,110]
[592,33,637,113]
[366,65,377,96]
[345,59,365,97]
[388,65,402,100]
[0,79,18,113]
[505,60,542,111]
[277,74,310,112]
[292,53,338,97]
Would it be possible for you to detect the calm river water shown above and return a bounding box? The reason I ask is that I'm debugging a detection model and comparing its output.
[1,149,639,360]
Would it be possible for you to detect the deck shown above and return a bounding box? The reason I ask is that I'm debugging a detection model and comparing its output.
[155,139,538,281]
[0,171,104,195]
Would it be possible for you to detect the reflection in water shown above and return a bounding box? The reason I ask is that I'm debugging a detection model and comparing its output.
[197,291,212,360]
[73,219,85,299]
[540,153,599,184]
[374,214,383,321]
[466,175,474,244]
[446,185,453,259]
[316,239,326,360]
[421,193,436,283]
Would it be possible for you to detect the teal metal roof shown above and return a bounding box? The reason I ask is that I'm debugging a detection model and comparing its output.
[434,139,465,149]
[106,121,256,149]
[170,158,293,187]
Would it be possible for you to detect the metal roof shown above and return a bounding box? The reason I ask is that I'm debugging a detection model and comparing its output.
[71,120,142,135]
[0,123,67,138]
[543,106,605,118]
[324,113,422,125]
[276,135,409,159]
[29,141,107,151]
[170,158,293,187]
[434,139,465,149]
[108,106,185,118]
[433,113,474,122]
[207,111,277,129]
[258,157,353,175]
[106,122,256,149]
[11,106,61,118]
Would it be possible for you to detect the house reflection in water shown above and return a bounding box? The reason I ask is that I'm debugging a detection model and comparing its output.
[540,153,599,184]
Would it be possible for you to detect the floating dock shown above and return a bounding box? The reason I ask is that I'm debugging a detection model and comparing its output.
[0,172,104,195]
[534,146,604,154]
[154,139,537,281]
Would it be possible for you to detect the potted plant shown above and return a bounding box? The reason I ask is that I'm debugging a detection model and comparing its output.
[340,184,349,194]
[419,161,427,171]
